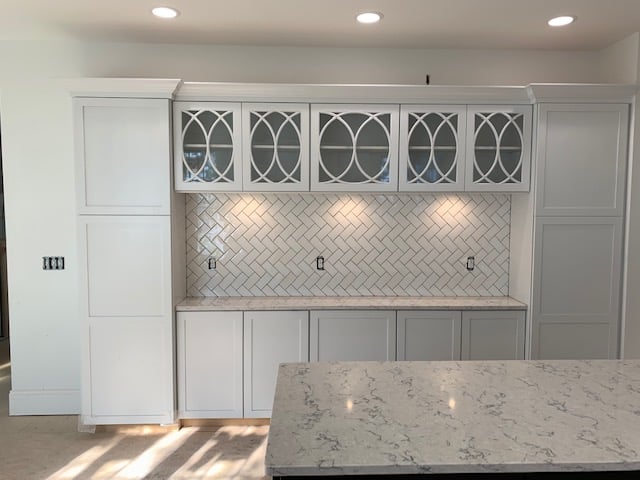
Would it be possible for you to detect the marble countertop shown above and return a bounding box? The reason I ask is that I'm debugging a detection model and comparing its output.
[176,296,527,311]
[265,360,640,476]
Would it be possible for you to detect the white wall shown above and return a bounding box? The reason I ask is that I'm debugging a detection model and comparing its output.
[0,37,621,414]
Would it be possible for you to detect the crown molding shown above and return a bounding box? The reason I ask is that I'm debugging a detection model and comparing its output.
[65,78,182,99]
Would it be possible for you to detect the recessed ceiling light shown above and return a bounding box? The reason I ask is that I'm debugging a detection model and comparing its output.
[548,15,576,27]
[356,12,382,24]
[152,6,179,19]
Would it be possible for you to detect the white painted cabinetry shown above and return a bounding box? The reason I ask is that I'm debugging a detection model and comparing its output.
[243,311,309,417]
[399,106,467,192]
[74,84,182,425]
[397,310,461,360]
[73,98,172,215]
[242,103,310,191]
[177,312,243,418]
[310,310,397,361]
[310,105,399,191]
[466,106,531,192]
[461,311,526,360]
[530,103,628,359]
[174,102,242,191]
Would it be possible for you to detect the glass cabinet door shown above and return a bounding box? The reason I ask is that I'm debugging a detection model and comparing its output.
[174,102,242,191]
[242,103,309,191]
[466,105,531,192]
[399,105,466,191]
[310,104,399,191]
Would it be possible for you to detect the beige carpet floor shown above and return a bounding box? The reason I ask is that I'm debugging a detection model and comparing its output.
[0,338,270,479]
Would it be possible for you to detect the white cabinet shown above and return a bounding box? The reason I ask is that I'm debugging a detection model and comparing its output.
[310,310,396,361]
[78,216,174,424]
[399,106,467,191]
[174,102,242,191]
[466,106,531,192]
[531,217,622,359]
[177,312,243,418]
[310,105,399,191]
[397,311,461,360]
[461,311,525,360]
[242,103,310,191]
[74,98,172,215]
[535,104,628,217]
[529,103,627,360]
[243,311,309,418]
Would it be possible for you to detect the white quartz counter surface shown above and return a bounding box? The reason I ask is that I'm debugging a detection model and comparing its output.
[176,296,526,311]
[265,360,640,476]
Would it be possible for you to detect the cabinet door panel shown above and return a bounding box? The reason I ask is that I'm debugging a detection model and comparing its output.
[310,310,396,361]
[86,317,173,424]
[242,103,310,191]
[311,105,399,192]
[399,106,466,191]
[397,311,461,360]
[244,311,309,418]
[466,105,531,192]
[174,102,242,191]
[461,311,525,360]
[177,312,243,418]
[536,104,628,216]
[74,98,171,215]
[79,216,171,317]
[531,217,622,359]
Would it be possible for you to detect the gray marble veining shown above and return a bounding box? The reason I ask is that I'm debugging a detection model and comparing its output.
[176,296,527,311]
[265,360,640,476]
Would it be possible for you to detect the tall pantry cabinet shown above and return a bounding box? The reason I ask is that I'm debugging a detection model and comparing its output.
[516,87,632,360]
[72,79,185,424]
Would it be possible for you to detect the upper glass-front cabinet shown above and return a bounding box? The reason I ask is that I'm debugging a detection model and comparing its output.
[310,105,399,191]
[466,105,532,191]
[174,102,242,191]
[399,106,466,192]
[242,103,309,191]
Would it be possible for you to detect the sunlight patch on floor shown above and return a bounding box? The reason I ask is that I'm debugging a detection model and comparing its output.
[46,438,122,479]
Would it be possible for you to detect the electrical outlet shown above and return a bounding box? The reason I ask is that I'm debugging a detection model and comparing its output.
[208,257,217,270]
[43,256,65,270]
[466,256,475,271]
[316,256,325,271]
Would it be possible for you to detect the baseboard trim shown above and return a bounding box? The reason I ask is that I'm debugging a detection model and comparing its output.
[181,418,270,428]
[9,388,80,415]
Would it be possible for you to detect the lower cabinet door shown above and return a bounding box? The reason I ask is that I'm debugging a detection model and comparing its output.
[85,317,174,424]
[177,311,243,418]
[243,311,309,418]
[461,311,525,360]
[397,311,462,360]
[310,310,396,361]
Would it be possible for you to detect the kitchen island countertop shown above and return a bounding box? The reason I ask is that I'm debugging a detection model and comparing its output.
[265,359,640,477]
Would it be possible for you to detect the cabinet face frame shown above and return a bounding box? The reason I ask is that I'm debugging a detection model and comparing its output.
[535,103,629,217]
[74,97,172,215]
[399,105,467,192]
[242,103,310,192]
[465,105,532,192]
[174,101,242,192]
[310,104,400,192]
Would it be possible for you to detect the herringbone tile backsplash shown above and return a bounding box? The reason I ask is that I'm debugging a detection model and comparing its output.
[186,193,510,297]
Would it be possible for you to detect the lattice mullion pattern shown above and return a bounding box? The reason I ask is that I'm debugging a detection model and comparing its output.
[473,112,524,184]
[407,112,460,184]
[318,112,392,185]
[249,111,302,184]
[182,109,235,183]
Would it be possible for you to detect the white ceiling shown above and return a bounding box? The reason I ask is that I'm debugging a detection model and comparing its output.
[3,0,640,51]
